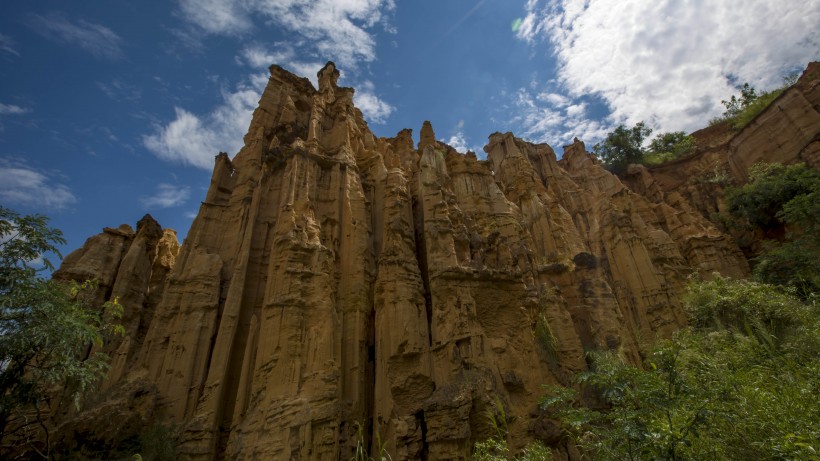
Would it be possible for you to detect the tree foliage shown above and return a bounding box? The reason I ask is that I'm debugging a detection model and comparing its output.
[644,131,695,165]
[594,123,695,171]
[726,163,820,297]
[720,82,758,118]
[593,122,652,173]
[541,275,820,460]
[0,206,121,456]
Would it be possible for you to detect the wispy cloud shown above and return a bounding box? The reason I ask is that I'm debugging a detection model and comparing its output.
[0,34,19,56]
[517,0,820,133]
[29,12,122,59]
[0,160,77,210]
[141,183,191,208]
[0,103,29,115]
[96,79,142,102]
[143,77,262,169]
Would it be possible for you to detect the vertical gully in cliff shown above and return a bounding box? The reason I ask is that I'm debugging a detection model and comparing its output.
[411,173,433,458]
[411,193,434,348]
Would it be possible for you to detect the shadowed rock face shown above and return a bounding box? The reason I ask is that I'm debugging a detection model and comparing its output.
[57,62,753,460]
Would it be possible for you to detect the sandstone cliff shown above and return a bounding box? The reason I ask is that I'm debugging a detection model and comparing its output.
[56,63,754,460]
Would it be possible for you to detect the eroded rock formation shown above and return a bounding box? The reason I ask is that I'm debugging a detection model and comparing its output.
[56,62,755,460]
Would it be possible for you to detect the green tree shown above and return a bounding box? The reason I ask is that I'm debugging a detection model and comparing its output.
[0,206,120,457]
[725,163,820,297]
[593,122,652,173]
[721,82,758,118]
[644,131,695,165]
[542,276,820,460]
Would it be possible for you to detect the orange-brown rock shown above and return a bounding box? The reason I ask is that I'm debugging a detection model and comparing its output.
[56,63,754,460]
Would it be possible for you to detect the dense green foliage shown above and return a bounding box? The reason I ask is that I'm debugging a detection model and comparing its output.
[643,131,695,165]
[726,163,820,297]
[0,206,121,456]
[593,123,695,172]
[592,122,652,173]
[541,276,819,460]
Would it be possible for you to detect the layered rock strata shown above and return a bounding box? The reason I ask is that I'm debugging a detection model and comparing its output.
[58,62,751,460]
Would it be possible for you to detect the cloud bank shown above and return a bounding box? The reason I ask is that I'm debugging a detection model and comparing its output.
[517,0,820,134]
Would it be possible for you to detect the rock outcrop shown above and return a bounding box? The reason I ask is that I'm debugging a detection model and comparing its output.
[56,62,754,460]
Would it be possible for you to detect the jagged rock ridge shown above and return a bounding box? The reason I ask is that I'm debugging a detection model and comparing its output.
[57,62,758,460]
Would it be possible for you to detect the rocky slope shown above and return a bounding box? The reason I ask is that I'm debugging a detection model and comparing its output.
[54,62,766,460]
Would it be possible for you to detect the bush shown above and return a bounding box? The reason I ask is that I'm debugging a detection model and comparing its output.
[725,163,820,297]
[541,276,820,461]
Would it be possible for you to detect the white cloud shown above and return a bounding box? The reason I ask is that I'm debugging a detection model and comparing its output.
[446,132,469,153]
[0,162,77,210]
[141,183,191,208]
[179,0,394,68]
[518,0,820,133]
[178,0,252,35]
[30,13,122,59]
[143,79,262,169]
[0,104,29,115]
[354,81,394,124]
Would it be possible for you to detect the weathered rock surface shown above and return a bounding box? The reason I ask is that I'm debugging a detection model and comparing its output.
[56,63,756,460]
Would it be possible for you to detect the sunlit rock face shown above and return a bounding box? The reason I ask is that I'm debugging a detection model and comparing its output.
[58,62,752,460]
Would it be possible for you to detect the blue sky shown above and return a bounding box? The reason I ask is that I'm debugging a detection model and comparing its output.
[1,0,819,257]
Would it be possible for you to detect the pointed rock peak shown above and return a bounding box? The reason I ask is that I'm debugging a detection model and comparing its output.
[563,137,587,158]
[419,120,436,152]
[318,61,340,92]
[136,214,163,238]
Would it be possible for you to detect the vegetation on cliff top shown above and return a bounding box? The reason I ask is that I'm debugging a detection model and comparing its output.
[711,75,798,130]
[593,123,695,173]
[594,74,799,174]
